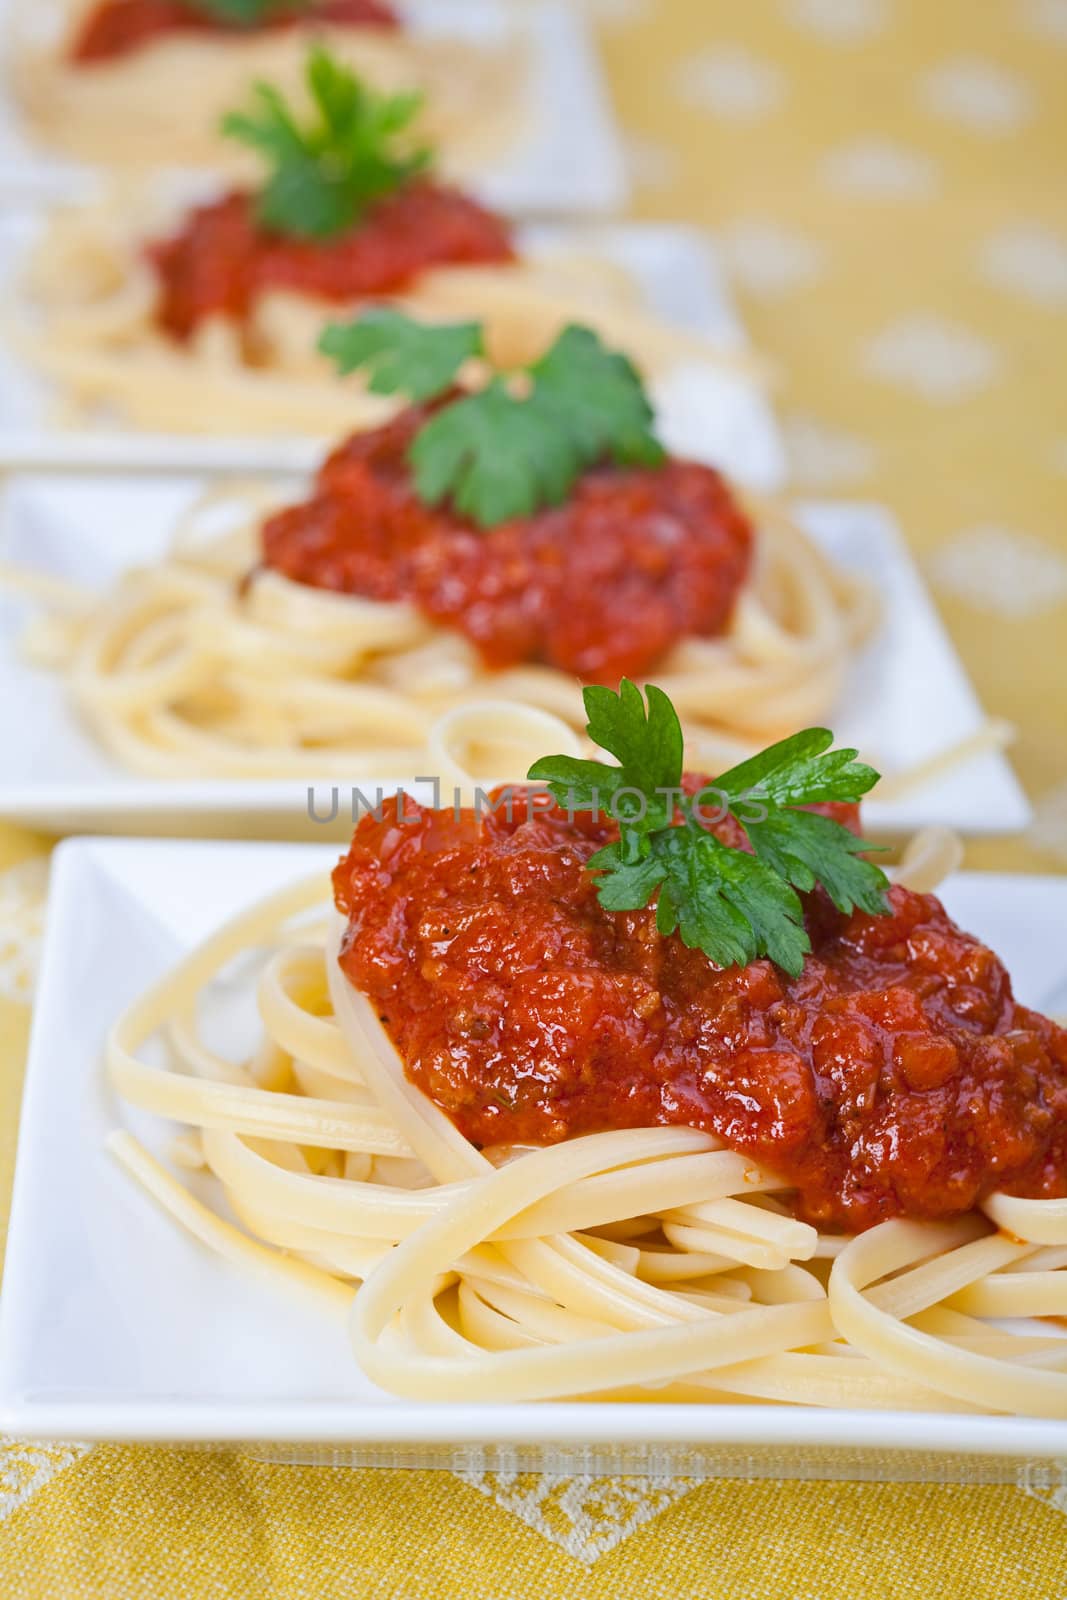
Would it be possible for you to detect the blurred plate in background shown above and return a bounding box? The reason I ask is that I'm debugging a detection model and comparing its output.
[0,220,783,489]
[0,219,783,483]
[0,0,628,213]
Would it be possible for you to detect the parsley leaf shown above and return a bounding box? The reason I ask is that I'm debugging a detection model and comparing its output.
[709,727,881,811]
[530,680,681,858]
[411,379,586,525]
[320,311,665,528]
[706,728,888,917]
[190,0,304,23]
[528,326,665,471]
[527,681,890,978]
[222,45,430,240]
[654,827,811,976]
[319,310,483,403]
[738,808,890,919]
[579,680,683,807]
[587,847,668,913]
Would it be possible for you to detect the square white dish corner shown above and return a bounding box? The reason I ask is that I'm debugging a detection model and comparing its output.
[0,834,1065,1475]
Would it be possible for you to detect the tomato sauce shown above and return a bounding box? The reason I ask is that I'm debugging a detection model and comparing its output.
[149,186,515,340]
[262,406,754,681]
[72,0,398,64]
[333,790,1067,1232]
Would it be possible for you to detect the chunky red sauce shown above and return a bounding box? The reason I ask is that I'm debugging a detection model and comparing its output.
[333,790,1067,1232]
[262,406,753,681]
[150,186,515,340]
[72,0,398,64]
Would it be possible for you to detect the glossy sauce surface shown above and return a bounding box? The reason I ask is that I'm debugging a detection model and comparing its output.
[72,0,398,63]
[150,186,515,339]
[262,405,754,681]
[334,790,1067,1231]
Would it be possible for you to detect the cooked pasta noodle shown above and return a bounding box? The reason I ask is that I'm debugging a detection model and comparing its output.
[7,485,875,779]
[104,826,1067,1413]
[13,196,761,436]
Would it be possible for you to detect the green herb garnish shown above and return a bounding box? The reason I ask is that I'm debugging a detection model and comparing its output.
[319,310,483,403]
[319,311,665,527]
[222,44,430,240]
[527,681,890,978]
[190,0,307,25]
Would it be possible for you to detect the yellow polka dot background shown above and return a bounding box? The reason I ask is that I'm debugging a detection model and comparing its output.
[1,2,1066,1593]
[601,0,1067,876]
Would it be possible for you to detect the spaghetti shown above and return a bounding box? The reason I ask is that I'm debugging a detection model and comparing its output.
[104,787,1067,1414]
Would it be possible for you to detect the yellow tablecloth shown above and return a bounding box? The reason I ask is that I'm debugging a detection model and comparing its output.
[2,0,1067,1592]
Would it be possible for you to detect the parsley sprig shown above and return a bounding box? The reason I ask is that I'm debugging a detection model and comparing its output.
[319,310,665,527]
[222,45,430,240]
[320,311,483,403]
[527,681,890,978]
[191,0,306,23]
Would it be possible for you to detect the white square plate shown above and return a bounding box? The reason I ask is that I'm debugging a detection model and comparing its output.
[0,220,784,486]
[0,480,1030,836]
[0,835,1065,1472]
[0,0,627,214]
